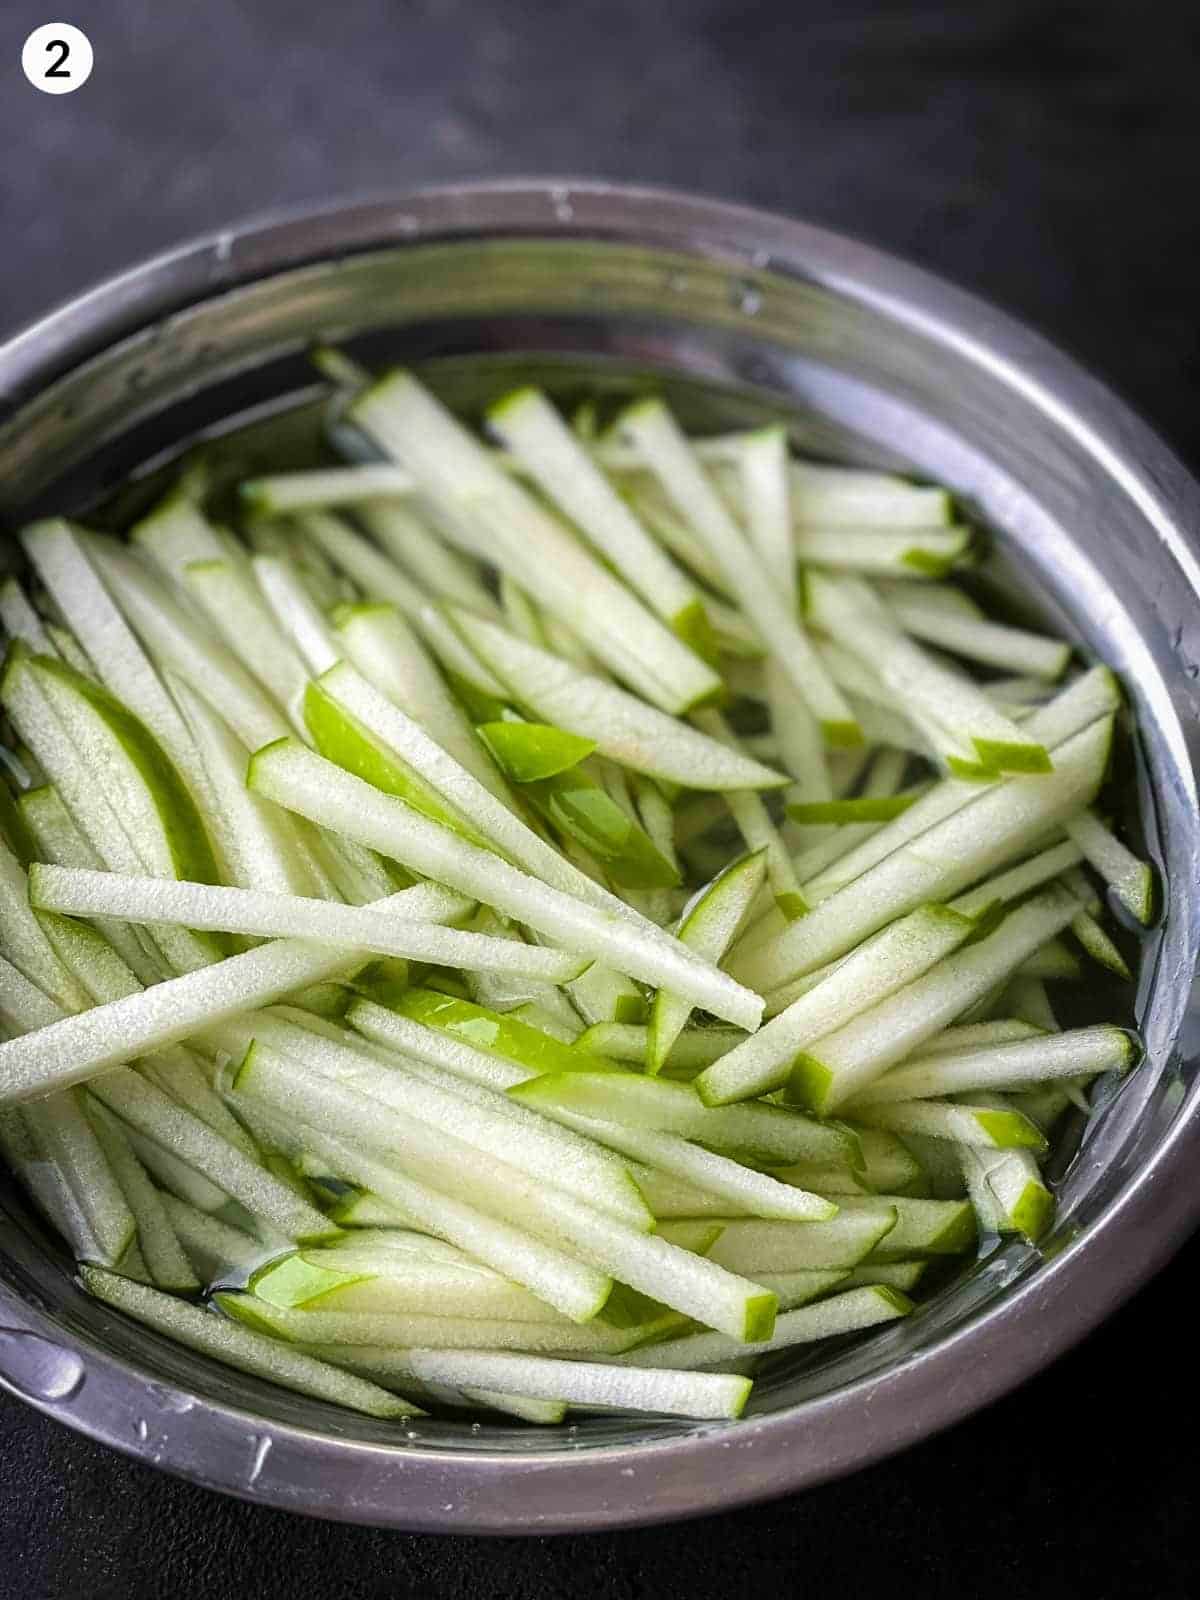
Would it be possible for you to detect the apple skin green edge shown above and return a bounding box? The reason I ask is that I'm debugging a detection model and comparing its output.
[671,597,721,666]
[971,736,1053,774]
[973,1107,1049,1153]
[391,988,627,1077]
[787,795,916,825]
[900,545,966,579]
[786,1057,1052,1160]
[476,720,597,782]
[304,679,487,843]
[6,646,221,888]
[0,781,36,867]
[1008,1178,1056,1243]
[250,1253,370,1310]
[787,1054,838,1116]
[870,1203,978,1260]
[522,770,682,890]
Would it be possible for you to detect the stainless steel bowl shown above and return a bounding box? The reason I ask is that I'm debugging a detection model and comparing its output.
[1,180,1198,1533]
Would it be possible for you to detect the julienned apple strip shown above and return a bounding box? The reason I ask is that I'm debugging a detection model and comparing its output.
[799,666,1119,905]
[614,1284,912,1372]
[806,572,1050,773]
[233,1048,778,1342]
[28,864,592,985]
[448,608,787,791]
[246,740,763,1031]
[85,536,290,752]
[182,560,311,722]
[786,886,1084,1112]
[0,881,471,1103]
[229,1101,616,1326]
[82,1268,423,1418]
[167,677,330,898]
[20,520,212,804]
[381,1347,754,1419]
[1063,808,1156,924]
[216,1293,650,1355]
[354,501,503,617]
[0,367,1151,1429]
[82,1097,200,1292]
[648,850,767,1074]
[882,588,1071,680]
[0,953,336,1242]
[0,575,54,654]
[349,372,722,714]
[696,904,973,1106]
[729,715,1110,994]
[228,1018,651,1231]
[306,658,668,914]
[252,553,342,675]
[612,398,860,744]
[509,1071,857,1167]
[844,1023,1135,1107]
[240,463,418,515]
[297,509,510,699]
[488,1098,837,1223]
[330,601,513,801]
[485,386,709,643]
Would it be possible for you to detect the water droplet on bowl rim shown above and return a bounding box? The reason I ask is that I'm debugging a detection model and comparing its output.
[146,1380,196,1414]
[729,278,763,316]
[211,231,234,276]
[247,1434,272,1486]
[0,1329,86,1402]
[549,186,575,223]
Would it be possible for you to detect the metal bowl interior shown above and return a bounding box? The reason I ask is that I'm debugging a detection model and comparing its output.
[1,183,1199,1532]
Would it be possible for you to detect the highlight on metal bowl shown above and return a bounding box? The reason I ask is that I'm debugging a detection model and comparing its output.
[0,350,1152,1426]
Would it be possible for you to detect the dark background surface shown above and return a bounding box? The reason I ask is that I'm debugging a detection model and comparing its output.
[1,1,1198,1595]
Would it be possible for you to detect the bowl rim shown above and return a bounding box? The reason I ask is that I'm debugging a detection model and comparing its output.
[2,177,1200,1533]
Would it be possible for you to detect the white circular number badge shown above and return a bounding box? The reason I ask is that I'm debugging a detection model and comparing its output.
[22,22,93,94]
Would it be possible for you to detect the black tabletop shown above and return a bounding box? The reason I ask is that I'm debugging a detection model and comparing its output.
[2,2,1199,1595]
